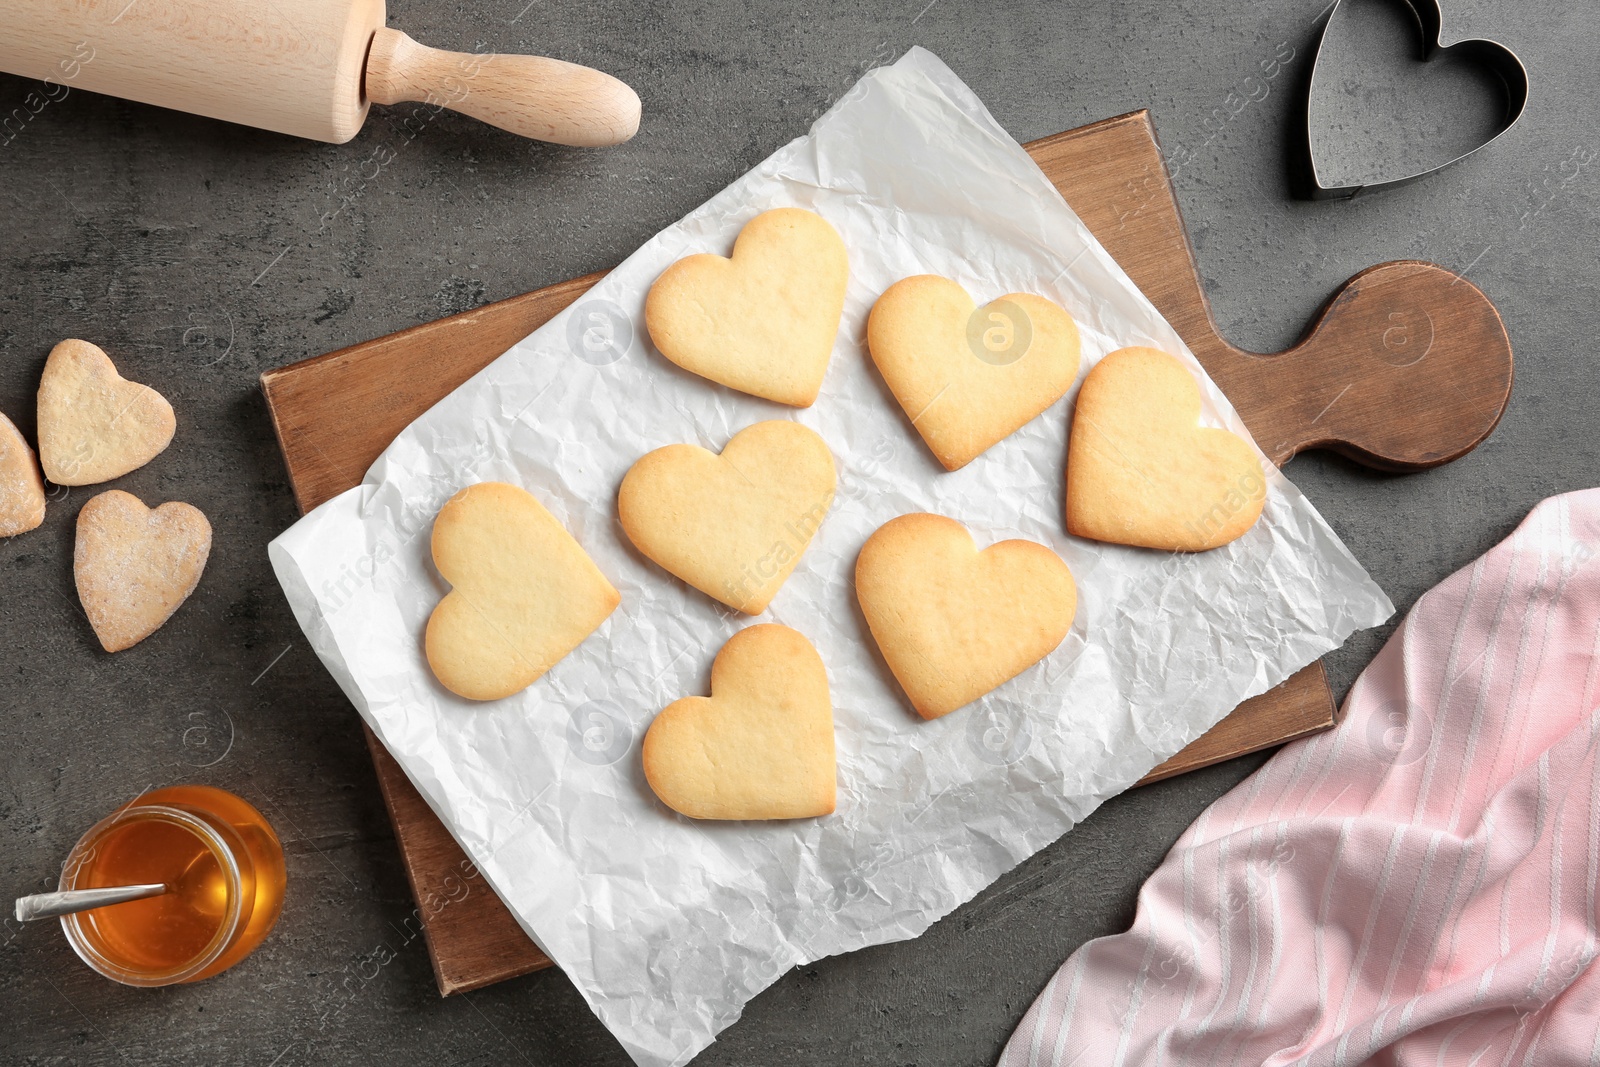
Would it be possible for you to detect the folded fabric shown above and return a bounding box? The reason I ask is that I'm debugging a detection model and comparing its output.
[1002,490,1600,1066]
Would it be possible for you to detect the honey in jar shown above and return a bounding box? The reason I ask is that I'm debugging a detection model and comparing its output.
[58,784,286,986]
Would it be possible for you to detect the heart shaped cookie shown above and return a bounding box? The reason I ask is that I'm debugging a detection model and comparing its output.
[1066,347,1265,551]
[642,624,835,820]
[38,339,176,486]
[425,481,619,701]
[618,420,836,614]
[0,410,46,537]
[645,208,848,407]
[867,276,1081,470]
[75,490,212,653]
[856,513,1077,720]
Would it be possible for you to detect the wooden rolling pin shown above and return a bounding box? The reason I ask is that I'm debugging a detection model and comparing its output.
[0,0,641,146]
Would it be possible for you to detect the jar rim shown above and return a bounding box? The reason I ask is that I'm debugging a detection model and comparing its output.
[58,803,244,987]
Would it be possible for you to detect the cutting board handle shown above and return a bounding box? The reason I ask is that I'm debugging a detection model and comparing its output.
[1249,261,1513,470]
[365,28,641,147]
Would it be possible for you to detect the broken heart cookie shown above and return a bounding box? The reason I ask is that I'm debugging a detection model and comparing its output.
[618,420,836,614]
[38,339,176,486]
[645,208,848,406]
[425,481,619,701]
[0,410,46,536]
[867,276,1081,470]
[855,513,1077,720]
[642,624,836,820]
[1066,347,1265,551]
[75,490,211,653]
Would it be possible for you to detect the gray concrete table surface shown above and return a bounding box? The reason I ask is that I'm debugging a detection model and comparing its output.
[0,0,1586,1063]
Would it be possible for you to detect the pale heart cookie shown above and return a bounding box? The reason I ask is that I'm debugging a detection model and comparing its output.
[618,421,835,614]
[642,624,835,820]
[855,513,1077,720]
[75,490,212,653]
[38,339,176,486]
[645,208,848,407]
[1066,347,1266,551]
[38,340,176,486]
[0,411,46,536]
[867,277,1081,470]
[425,482,619,701]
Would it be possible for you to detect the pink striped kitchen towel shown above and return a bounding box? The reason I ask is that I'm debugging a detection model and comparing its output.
[1001,490,1600,1066]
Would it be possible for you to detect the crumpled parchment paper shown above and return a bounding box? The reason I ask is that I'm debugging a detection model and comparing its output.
[269,47,1393,1067]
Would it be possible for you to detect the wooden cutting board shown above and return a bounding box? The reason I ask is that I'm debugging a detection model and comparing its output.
[260,109,1512,995]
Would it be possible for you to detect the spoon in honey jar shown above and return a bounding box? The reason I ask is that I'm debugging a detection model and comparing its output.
[13,836,224,922]
[14,883,170,922]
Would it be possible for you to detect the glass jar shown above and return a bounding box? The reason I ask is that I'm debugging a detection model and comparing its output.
[57,784,286,986]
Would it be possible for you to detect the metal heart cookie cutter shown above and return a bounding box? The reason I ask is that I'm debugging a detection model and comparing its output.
[1307,0,1529,199]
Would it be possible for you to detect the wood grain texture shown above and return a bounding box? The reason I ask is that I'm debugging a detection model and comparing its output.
[361,725,552,990]
[260,109,1510,996]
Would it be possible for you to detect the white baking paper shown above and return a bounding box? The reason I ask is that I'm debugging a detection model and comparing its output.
[269,47,1392,1067]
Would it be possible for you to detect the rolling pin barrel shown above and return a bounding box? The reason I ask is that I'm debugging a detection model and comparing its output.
[2,0,382,143]
[0,0,639,146]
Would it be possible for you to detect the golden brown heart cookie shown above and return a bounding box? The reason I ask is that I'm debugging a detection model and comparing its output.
[425,481,620,701]
[855,513,1077,720]
[75,490,212,653]
[38,339,176,486]
[1066,347,1266,551]
[642,623,835,820]
[618,420,836,614]
[867,276,1081,470]
[0,410,46,537]
[645,208,849,407]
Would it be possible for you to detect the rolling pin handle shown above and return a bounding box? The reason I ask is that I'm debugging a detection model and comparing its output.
[364,28,641,147]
